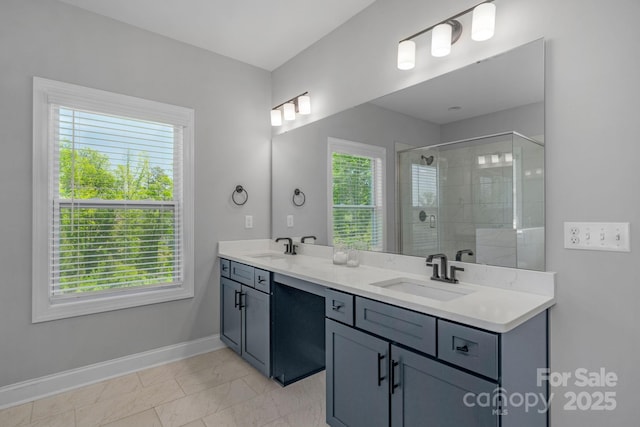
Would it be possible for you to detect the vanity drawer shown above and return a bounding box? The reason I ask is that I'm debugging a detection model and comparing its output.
[438,320,499,380]
[230,261,254,287]
[220,258,230,278]
[254,268,271,293]
[355,297,436,356]
[325,289,354,326]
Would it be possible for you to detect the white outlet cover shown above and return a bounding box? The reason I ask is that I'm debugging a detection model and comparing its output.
[564,222,630,252]
[287,215,294,228]
[245,215,253,229]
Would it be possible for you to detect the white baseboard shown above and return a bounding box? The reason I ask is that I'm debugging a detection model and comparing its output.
[0,334,225,410]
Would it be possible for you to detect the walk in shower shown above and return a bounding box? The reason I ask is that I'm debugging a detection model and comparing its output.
[398,132,544,270]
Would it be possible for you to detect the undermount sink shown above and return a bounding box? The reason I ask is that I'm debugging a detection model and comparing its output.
[248,253,287,261]
[370,278,475,301]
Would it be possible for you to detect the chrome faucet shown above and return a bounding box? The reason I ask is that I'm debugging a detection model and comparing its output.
[275,237,297,255]
[426,253,464,284]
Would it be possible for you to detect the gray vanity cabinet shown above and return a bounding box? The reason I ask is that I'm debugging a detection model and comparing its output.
[220,276,241,354]
[241,285,270,375]
[326,293,546,427]
[326,319,389,427]
[219,260,271,377]
[390,345,498,427]
[327,318,498,427]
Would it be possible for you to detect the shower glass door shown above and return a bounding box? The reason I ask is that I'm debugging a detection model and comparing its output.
[398,150,439,256]
[397,132,543,268]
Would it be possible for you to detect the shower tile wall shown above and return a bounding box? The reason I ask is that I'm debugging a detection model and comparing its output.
[514,134,544,270]
[439,138,514,265]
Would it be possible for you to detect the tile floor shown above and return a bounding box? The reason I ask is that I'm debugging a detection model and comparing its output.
[0,348,329,427]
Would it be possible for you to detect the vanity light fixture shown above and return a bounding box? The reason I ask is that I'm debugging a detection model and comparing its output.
[271,92,311,126]
[297,95,311,115]
[283,102,296,121]
[396,0,496,70]
[397,40,416,70]
[471,2,496,41]
[270,110,282,126]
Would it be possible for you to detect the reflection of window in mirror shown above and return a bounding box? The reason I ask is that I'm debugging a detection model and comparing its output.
[411,164,437,207]
[327,138,386,252]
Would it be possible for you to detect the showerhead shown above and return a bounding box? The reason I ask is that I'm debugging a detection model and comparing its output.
[421,155,434,166]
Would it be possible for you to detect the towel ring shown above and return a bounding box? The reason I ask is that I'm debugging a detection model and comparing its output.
[232,185,248,206]
[292,188,306,207]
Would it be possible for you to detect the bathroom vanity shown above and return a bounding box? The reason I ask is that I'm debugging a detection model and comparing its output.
[219,239,556,427]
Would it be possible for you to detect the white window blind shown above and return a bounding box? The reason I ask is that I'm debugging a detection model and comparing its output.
[33,77,194,322]
[51,106,183,297]
[328,139,385,251]
[411,164,438,207]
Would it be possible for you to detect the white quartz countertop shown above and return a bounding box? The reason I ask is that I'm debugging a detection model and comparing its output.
[218,240,556,333]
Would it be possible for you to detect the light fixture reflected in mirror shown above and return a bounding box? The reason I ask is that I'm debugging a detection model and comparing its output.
[397,0,496,69]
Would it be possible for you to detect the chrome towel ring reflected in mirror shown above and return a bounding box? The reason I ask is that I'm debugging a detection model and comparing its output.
[292,188,306,206]
[232,185,248,206]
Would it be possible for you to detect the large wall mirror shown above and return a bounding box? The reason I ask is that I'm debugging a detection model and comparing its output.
[272,39,545,271]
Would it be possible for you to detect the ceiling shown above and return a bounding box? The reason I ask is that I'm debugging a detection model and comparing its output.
[371,40,544,125]
[58,0,376,71]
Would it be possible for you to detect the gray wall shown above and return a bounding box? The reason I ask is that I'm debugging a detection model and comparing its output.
[271,102,439,251]
[273,0,640,425]
[0,0,271,387]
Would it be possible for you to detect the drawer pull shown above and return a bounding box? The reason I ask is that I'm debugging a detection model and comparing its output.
[455,344,469,353]
[222,264,228,271]
[258,276,266,284]
[331,302,344,311]
[377,353,386,386]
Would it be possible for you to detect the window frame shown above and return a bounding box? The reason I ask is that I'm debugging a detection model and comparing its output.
[327,137,386,251]
[32,77,195,323]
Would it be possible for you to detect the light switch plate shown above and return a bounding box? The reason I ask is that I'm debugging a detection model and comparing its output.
[286,215,294,228]
[245,215,253,229]
[564,222,630,252]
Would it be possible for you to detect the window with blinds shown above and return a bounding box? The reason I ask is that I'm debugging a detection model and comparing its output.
[53,107,182,297]
[33,78,194,322]
[411,164,437,207]
[328,138,385,252]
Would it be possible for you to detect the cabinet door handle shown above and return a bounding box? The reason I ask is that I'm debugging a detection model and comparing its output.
[377,353,386,386]
[239,292,246,309]
[455,344,469,353]
[234,290,240,308]
[390,360,400,394]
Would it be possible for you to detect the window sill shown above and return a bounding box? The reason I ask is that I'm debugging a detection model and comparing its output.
[32,284,194,323]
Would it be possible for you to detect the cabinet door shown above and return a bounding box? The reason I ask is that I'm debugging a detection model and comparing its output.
[241,285,271,376]
[220,277,242,354]
[326,319,389,427]
[391,345,498,427]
